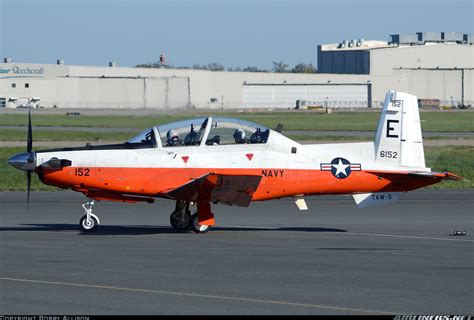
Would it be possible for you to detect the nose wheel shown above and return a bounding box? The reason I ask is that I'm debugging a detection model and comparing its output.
[79,200,101,232]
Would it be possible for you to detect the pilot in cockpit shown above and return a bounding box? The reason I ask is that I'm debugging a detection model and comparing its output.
[233,129,246,144]
[166,129,183,146]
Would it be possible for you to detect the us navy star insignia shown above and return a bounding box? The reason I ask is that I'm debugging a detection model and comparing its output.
[320,157,361,179]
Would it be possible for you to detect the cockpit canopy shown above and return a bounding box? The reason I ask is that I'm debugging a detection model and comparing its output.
[127,117,270,148]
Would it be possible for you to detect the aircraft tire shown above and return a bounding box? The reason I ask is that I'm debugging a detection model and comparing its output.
[191,213,212,234]
[79,215,98,232]
[170,210,191,232]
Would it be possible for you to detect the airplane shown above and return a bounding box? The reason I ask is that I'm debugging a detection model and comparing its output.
[7,90,462,233]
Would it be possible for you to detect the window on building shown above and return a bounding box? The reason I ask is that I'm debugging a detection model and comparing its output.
[25,83,29,88]
[11,83,16,88]
[0,98,6,108]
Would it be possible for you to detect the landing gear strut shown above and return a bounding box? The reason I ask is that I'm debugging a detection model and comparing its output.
[169,201,215,233]
[170,200,192,232]
[79,200,101,232]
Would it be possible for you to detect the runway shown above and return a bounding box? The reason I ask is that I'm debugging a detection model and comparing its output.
[0,190,473,315]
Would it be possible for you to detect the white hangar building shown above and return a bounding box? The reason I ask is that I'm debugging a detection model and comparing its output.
[0,32,472,110]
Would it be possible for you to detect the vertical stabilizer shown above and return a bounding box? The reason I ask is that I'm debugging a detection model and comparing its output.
[374,91,426,169]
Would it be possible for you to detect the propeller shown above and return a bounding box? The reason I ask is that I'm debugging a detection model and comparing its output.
[27,171,31,211]
[27,110,33,153]
[26,110,33,211]
[7,110,37,211]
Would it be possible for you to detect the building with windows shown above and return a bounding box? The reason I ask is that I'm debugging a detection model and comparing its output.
[0,32,472,110]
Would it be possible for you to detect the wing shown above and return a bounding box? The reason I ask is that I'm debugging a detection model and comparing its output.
[164,173,262,207]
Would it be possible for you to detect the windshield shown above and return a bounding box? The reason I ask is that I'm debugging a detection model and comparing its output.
[126,127,158,147]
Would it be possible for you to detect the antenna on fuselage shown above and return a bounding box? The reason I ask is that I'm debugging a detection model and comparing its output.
[275,123,284,133]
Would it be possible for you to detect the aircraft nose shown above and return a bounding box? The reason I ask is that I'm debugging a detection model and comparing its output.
[7,152,36,171]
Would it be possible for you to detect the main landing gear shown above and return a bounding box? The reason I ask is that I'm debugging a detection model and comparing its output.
[170,200,215,233]
[79,200,101,232]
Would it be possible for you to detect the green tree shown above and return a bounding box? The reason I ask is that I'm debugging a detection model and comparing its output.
[206,63,225,71]
[272,61,289,73]
[291,63,316,74]
[241,66,269,72]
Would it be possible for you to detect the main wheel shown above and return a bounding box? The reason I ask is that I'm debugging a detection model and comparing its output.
[79,215,98,232]
[170,210,192,232]
[191,213,212,234]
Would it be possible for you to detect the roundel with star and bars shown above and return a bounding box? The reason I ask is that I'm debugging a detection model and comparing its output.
[320,157,361,179]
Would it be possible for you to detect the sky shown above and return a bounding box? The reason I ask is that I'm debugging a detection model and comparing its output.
[0,0,472,70]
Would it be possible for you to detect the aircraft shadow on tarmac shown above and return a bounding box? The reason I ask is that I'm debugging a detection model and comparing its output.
[0,224,347,235]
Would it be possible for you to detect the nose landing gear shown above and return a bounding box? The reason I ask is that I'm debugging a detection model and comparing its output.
[79,200,101,232]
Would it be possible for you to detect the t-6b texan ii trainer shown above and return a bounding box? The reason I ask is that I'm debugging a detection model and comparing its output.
[8,90,462,233]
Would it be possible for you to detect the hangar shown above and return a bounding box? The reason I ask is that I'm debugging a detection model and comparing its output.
[0,32,472,110]
[317,32,473,108]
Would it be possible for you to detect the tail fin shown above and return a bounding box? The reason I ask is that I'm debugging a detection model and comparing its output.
[374,91,426,169]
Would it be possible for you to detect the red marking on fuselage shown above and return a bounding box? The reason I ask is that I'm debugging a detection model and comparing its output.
[246,153,254,161]
[182,156,189,163]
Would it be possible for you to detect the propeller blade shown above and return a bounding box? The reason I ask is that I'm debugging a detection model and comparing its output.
[27,110,33,153]
[26,171,31,212]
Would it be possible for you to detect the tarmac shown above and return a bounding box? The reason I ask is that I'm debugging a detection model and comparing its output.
[0,190,473,315]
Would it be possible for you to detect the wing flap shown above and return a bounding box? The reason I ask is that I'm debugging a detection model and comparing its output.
[165,173,262,207]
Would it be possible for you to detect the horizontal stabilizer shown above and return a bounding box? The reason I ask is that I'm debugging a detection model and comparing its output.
[366,170,463,181]
[409,171,464,181]
[353,192,401,208]
[164,172,262,207]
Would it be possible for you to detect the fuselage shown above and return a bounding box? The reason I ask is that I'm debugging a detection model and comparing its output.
[34,132,436,202]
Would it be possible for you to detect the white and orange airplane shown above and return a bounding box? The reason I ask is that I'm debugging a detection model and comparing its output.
[8,90,461,233]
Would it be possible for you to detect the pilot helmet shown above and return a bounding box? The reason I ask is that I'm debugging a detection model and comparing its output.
[167,129,179,143]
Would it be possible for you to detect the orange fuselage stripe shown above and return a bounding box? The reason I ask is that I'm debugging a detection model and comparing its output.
[39,167,441,201]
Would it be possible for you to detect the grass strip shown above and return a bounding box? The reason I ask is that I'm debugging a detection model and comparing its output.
[1,111,472,132]
[0,129,139,142]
